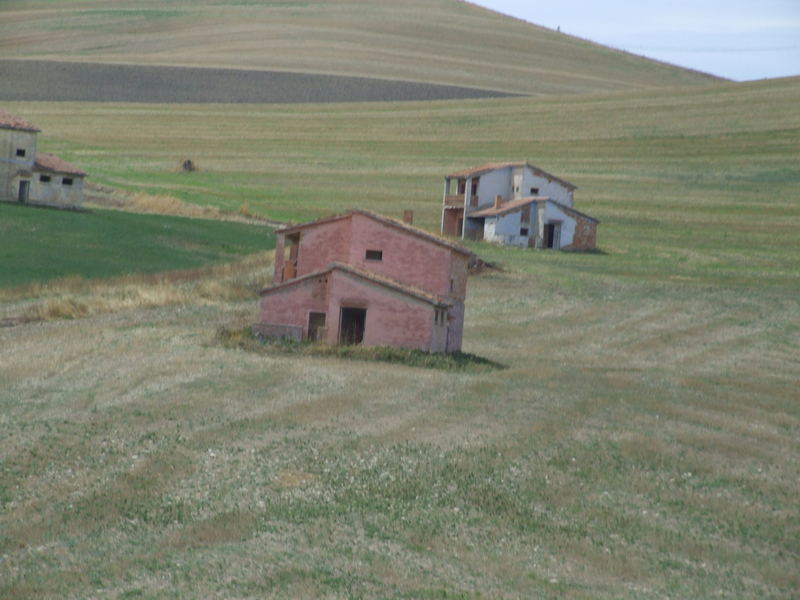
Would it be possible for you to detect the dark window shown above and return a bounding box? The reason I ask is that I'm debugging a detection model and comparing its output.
[365,250,382,261]
[16,148,25,157]
[62,177,73,186]
[450,278,454,292]
[520,228,529,236]
[530,187,539,195]
[39,174,51,183]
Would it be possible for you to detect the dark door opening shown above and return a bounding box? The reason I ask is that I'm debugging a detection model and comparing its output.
[544,223,561,249]
[18,180,30,204]
[339,307,366,345]
[456,217,463,237]
[307,312,326,342]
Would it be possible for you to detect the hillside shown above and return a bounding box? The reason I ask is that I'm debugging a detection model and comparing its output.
[6,76,797,288]
[0,0,720,95]
[1,77,798,597]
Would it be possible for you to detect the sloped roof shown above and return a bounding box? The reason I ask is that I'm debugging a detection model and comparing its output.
[34,152,86,176]
[276,208,471,256]
[0,109,40,132]
[260,262,450,307]
[446,161,577,191]
[468,196,548,218]
[469,196,599,223]
[550,199,599,223]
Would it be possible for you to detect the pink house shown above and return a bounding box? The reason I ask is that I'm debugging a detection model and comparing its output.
[258,209,471,353]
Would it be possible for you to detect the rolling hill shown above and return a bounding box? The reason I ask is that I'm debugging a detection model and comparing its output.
[1,1,798,598]
[1,0,720,95]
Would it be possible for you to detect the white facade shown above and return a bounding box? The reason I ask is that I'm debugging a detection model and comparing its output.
[469,198,597,250]
[441,162,578,240]
[1,113,86,208]
[1,128,37,203]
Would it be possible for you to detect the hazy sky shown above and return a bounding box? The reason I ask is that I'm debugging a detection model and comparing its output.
[472,0,800,81]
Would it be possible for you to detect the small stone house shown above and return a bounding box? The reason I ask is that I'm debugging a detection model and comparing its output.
[258,209,471,353]
[441,161,598,249]
[0,109,86,208]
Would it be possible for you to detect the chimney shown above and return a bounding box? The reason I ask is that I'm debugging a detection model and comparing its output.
[494,195,503,209]
[403,210,414,225]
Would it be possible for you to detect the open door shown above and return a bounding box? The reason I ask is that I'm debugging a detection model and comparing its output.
[339,307,366,345]
[18,180,30,204]
[544,222,561,249]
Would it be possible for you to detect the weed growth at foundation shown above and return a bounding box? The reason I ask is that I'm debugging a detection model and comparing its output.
[216,325,505,371]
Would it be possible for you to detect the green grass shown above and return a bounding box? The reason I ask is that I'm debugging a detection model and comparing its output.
[0,70,798,600]
[6,76,798,290]
[0,0,719,95]
[0,204,274,287]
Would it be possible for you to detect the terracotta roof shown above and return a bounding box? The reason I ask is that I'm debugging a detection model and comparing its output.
[277,209,472,257]
[260,262,450,307]
[551,199,599,223]
[0,109,40,132]
[468,196,548,218]
[445,161,577,191]
[34,152,86,177]
[469,197,599,223]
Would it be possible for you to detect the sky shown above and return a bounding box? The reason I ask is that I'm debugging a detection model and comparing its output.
[472,0,800,81]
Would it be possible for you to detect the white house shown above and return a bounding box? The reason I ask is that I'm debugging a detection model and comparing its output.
[441,161,598,249]
[1,109,86,208]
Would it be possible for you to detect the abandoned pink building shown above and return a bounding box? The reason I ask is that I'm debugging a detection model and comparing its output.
[258,209,471,353]
[441,161,598,250]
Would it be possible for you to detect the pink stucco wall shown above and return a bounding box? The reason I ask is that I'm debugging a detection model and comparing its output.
[260,268,450,352]
[267,211,468,352]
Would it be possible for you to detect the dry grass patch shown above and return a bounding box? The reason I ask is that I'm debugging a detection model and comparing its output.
[1,250,274,324]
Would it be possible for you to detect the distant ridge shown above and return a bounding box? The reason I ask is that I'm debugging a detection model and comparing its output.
[0,0,722,96]
[0,60,515,104]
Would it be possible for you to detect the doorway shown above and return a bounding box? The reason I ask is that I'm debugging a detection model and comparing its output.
[544,222,561,249]
[17,180,30,204]
[339,307,366,345]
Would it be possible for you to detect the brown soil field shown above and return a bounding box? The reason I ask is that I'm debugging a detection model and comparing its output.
[0,59,514,103]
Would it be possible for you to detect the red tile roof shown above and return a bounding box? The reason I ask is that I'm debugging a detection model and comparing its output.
[468,196,547,218]
[469,197,599,223]
[446,161,577,191]
[260,262,450,307]
[34,152,86,176]
[0,109,40,132]
[277,209,472,256]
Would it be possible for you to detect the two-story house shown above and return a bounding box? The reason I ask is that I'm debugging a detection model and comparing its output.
[441,161,597,250]
[1,109,86,208]
[258,209,471,353]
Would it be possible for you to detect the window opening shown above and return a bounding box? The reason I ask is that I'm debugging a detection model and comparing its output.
[365,249,383,261]
[40,174,51,183]
[530,187,539,195]
[62,177,73,186]
[520,228,529,236]
[16,148,25,157]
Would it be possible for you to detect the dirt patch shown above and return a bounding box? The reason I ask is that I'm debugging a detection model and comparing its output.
[0,59,516,104]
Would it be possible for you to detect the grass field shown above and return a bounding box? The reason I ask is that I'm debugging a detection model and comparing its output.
[0,203,274,288]
[1,74,798,597]
[1,36,799,599]
[0,0,719,95]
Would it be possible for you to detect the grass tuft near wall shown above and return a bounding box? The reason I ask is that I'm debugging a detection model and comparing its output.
[216,325,505,371]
